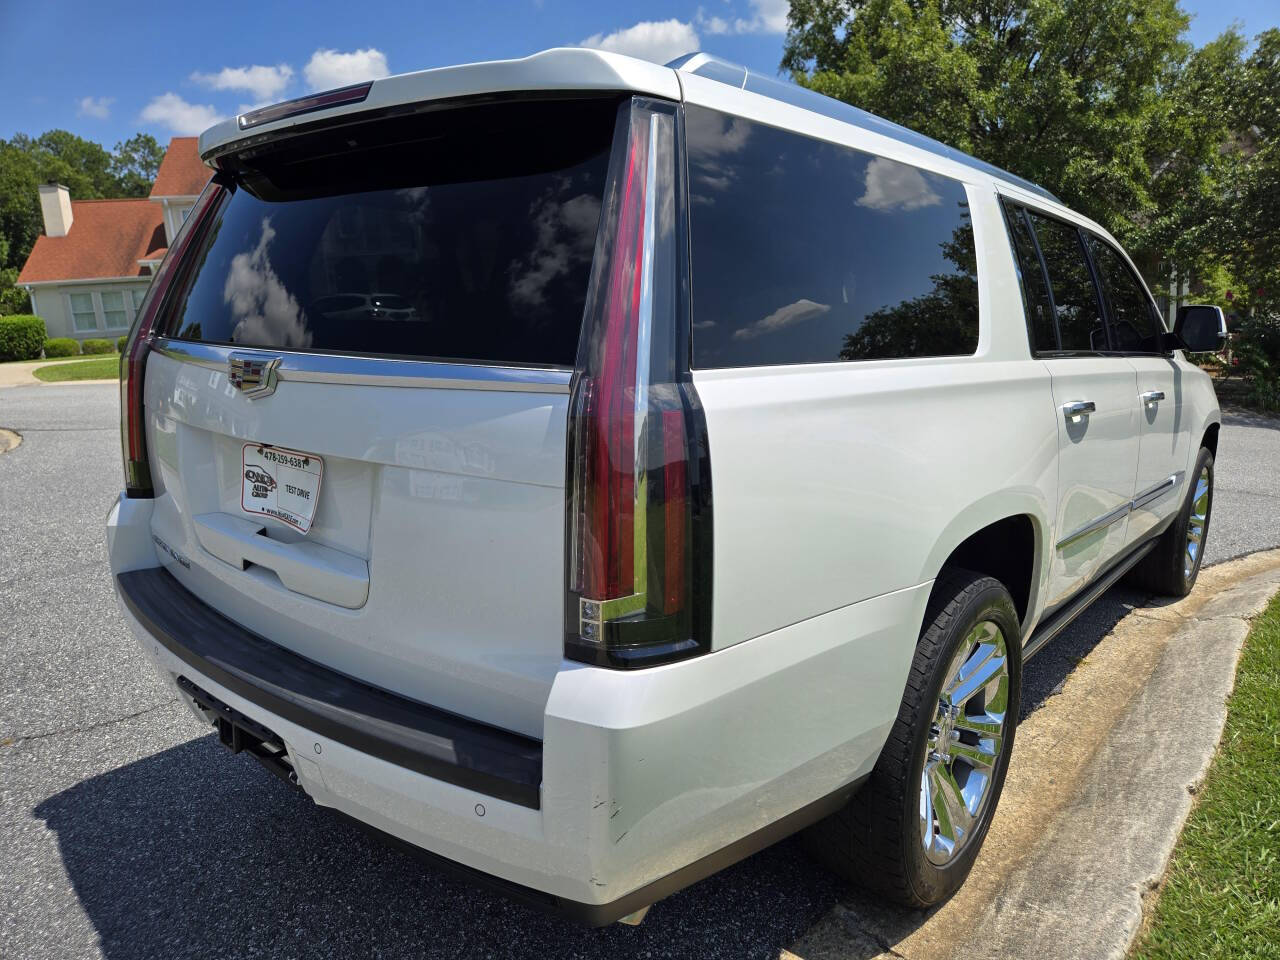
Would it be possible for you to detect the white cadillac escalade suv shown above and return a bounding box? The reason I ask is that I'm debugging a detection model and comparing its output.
[107,48,1225,924]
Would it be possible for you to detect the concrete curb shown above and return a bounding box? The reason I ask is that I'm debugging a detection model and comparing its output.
[785,549,1280,960]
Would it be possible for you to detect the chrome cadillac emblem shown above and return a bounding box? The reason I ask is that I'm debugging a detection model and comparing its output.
[228,353,281,399]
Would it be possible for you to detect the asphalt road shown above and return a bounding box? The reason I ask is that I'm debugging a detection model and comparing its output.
[2,383,1278,960]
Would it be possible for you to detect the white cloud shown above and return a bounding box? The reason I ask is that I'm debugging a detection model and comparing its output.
[191,64,294,101]
[140,93,227,135]
[580,19,700,65]
[752,0,789,33]
[76,96,113,119]
[303,48,390,91]
[697,0,788,35]
[733,299,831,340]
[857,157,942,212]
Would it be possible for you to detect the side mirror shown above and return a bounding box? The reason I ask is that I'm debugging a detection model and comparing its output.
[1174,304,1228,353]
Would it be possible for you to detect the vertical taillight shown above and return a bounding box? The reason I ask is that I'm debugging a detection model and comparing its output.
[566,98,712,668]
[120,179,225,497]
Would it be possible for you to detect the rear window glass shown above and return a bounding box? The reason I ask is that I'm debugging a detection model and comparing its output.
[686,106,979,368]
[163,99,618,367]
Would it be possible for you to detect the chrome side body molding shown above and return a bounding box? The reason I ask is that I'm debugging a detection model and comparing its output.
[1055,472,1185,550]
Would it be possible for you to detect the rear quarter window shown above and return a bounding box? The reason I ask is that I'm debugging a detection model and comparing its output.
[161,98,618,367]
[685,106,979,369]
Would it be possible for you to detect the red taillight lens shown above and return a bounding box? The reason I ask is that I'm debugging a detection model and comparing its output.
[120,180,225,497]
[566,98,712,668]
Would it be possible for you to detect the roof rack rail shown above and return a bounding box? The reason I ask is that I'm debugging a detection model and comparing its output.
[666,52,1059,203]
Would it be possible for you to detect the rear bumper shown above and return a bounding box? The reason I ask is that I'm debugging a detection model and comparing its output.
[117,566,543,809]
[108,492,925,924]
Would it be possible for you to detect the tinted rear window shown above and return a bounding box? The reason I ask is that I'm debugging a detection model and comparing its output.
[163,99,618,367]
[686,106,978,368]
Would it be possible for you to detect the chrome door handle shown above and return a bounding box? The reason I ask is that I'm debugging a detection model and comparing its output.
[1063,400,1096,420]
[1141,390,1165,405]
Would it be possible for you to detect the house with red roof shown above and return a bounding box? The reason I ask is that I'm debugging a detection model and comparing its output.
[17,137,211,343]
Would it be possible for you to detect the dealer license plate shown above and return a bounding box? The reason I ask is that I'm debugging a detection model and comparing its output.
[241,443,324,534]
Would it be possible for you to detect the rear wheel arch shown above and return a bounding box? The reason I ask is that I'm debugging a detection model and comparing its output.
[922,504,1046,630]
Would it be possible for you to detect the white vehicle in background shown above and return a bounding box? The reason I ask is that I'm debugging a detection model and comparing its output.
[107,48,1224,923]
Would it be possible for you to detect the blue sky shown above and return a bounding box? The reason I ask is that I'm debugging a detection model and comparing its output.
[0,0,1273,148]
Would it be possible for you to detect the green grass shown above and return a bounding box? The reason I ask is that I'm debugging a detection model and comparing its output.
[1134,592,1280,960]
[1,352,104,365]
[32,355,119,381]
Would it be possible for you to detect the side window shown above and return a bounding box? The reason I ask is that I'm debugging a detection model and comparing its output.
[1027,213,1106,353]
[686,106,979,368]
[1001,201,1057,352]
[1086,235,1164,354]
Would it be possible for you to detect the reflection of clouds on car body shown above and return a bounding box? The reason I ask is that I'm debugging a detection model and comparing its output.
[733,298,831,341]
[223,217,313,348]
[857,156,942,213]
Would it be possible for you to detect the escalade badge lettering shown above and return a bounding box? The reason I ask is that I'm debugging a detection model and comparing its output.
[228,353,281,399]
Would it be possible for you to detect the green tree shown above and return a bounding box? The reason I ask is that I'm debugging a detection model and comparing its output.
[0,129,166,314]
[781,0,1203,276]
[111,133,165,197]
[1225,29,1280,317]
[0,138,43,273]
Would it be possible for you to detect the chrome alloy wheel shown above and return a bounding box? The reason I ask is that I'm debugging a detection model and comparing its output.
[1185,465,1211,579]
[920,620,1010,866]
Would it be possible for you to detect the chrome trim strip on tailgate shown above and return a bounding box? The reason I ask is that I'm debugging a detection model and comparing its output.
[154,338,571,394]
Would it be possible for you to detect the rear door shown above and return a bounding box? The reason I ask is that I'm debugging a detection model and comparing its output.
[1084,233,1191,544]
[142,97,622,738]
[1005,203,1140,608]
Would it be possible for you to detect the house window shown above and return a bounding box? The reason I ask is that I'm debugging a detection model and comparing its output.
[131,287,148,314]
[69,292,98,332]
[100,290,128,329]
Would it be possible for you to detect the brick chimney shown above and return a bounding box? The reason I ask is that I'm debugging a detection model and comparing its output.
[37,182,73,237]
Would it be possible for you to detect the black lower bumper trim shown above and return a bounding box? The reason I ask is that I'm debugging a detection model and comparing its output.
[116,567,543,808]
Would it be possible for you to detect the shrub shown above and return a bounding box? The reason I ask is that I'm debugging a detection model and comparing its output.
[0,314,46,361]
[117,335,128,352]
[43,338,80,357]
[81,338,115,355]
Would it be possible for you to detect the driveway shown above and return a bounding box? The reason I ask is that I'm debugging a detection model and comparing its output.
[2,383,1278,960]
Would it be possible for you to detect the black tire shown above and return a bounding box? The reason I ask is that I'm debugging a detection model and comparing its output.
[804,569,1022,908]
[1125,447,1214,597]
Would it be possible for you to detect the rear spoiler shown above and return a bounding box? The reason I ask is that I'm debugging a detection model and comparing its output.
[198,47,682,164]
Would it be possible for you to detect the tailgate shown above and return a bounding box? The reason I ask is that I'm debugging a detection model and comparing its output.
[139,97,620,738]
